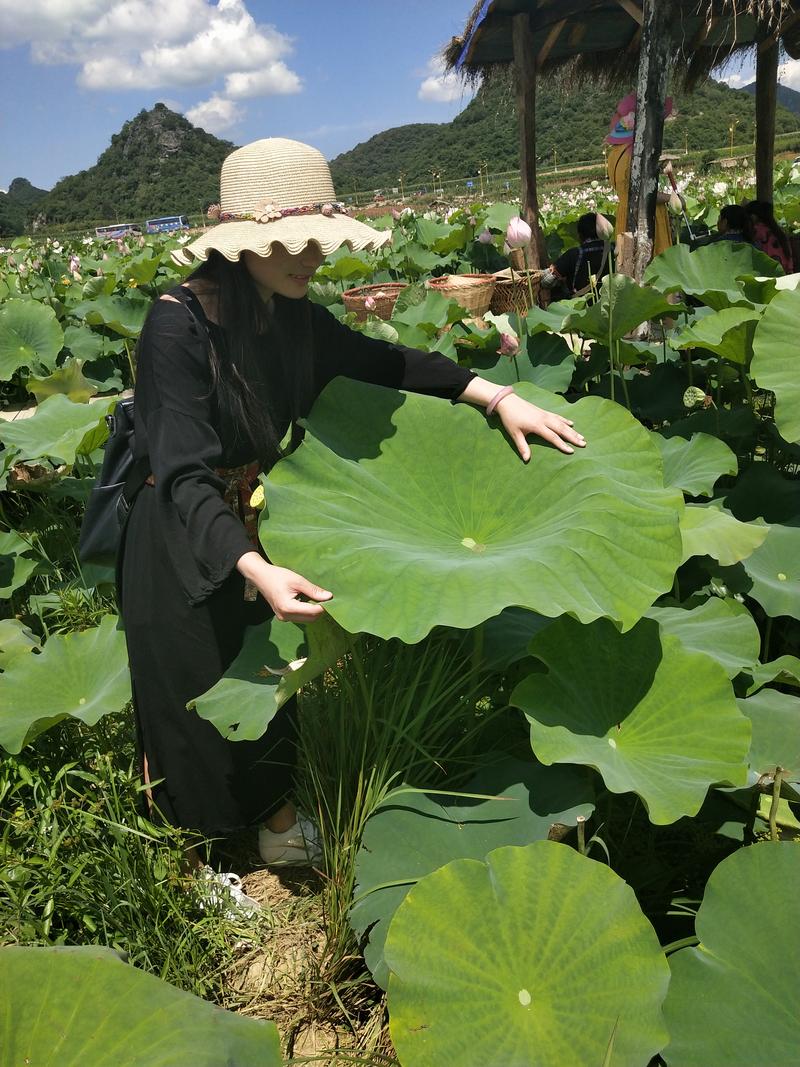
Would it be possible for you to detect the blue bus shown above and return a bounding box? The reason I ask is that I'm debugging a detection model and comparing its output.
[95,223,141,239]
[145,215,190,234]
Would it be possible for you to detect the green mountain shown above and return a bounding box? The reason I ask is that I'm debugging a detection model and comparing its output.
[329,76,800,193]
[0,178,48,238]
[742,80,800,115]
[42,103,233,226]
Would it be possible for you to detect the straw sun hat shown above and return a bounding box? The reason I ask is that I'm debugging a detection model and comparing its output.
[172,137,391,266]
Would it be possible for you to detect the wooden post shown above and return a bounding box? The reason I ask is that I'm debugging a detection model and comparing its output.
[755,30,779,203]
[626,0,676,282]
[512,11,547,268]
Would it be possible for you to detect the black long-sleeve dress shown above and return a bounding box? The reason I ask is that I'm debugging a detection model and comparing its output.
[119,285,475,836]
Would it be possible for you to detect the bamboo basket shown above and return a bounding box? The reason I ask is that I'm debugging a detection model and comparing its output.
[342,283,407,322]
[490,268,544,315]
[426,273,497,317]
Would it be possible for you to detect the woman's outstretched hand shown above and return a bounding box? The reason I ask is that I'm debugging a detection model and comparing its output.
[458,378,586,462]
[236,553,332,622]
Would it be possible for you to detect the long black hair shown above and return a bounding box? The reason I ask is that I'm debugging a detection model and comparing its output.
[718,204,753,240]
[187,251,315,466]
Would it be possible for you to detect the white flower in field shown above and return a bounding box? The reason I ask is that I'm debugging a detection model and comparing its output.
[51,241,62,253]
[595,213,614,240]
[712,181,728,197]
[591,180,600,189]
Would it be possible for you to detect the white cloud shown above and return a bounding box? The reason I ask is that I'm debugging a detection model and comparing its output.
[184,93,242,134]
[224,63,301,98]
[418,55,464,103]
[780,57,800,91]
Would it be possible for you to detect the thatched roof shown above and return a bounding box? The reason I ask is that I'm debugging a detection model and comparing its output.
[443,1,800,89]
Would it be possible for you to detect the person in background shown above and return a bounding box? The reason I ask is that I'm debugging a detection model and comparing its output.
[745,200,794,272]
[606,92,676,259]
[540,213,610,301]
[708,204,754,246]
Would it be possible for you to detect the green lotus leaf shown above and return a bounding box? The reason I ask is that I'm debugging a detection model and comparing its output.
[27,358,95,403]
[479,607,553,671]
[737,689,800,793]
[0,618,39,668]
[741,521,800,620]
[524,299,581,335]
[483,202,519,232]
[644,242,780,310]
[680,503,767,565]
[192,613,350,741]
[471,332,575,393]
[80,273,117,300]
[0,529,37,599]
[751,288,800,443]
[0,393,114,465]
[71,293,150,337]
[259,379,684,642]
[62,323,108,362]
[663,842,800,1067]
[511,616,750,824]
[562,273,682,341]
[0,614,130,753]
[385,841,670,1067]
[742,655,800,695]
[124,251,160,286]
[628,361,691,423]
[670,306,762,363]
[722,462,800,523]
[0,945,281,1067]
[352,758,594,990]
[393,289,456,331]
[646,598,760,679]
[0,298,63,379]
[652,432,737,497]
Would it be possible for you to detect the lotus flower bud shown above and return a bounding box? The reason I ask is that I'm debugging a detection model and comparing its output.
[392,207,402,220]
[69,254,80,274]
[499,331,520,357]
[668,192,684,215]
[364,295,377,311]
[468,215,477,226]
[595,213,614,240]
[505,216,532,249]
[477,229,494,244]
[663,160,674,179]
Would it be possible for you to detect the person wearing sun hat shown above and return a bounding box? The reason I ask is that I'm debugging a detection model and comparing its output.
[606,92,677,259]
[118,136,586,896]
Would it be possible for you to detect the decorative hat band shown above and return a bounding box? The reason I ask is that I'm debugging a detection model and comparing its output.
[207,199,348,223]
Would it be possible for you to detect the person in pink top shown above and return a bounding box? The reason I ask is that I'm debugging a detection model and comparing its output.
[745,200,794,273]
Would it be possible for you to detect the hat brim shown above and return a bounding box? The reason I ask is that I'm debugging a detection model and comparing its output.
[171,213,391,266]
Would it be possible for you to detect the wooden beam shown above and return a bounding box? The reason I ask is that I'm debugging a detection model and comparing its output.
[755,29,779,202]
[626,0,678,282]
[512,12,547,268]
[568,21,587,46]
[537,18,566,65]
[615,0,644,25]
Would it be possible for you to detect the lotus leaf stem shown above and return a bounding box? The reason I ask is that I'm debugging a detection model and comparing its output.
[768,767,785,842]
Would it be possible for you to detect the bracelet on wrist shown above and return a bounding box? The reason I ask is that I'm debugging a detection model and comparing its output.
[486,385,515,417]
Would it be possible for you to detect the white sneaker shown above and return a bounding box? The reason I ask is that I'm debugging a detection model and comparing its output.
[258,815,322,867]
[196,866,261,918]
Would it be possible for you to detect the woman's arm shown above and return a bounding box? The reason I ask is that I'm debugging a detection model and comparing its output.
[458,378,586,462]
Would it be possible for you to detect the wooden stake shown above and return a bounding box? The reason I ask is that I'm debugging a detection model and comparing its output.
[755,27,779,203]
[512,11,547,268]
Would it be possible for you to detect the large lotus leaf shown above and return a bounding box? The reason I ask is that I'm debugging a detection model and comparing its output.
[663,843,800,1067]
[652,432,737,497]
[125,251,160,286]
[670,306,761,364]
[646,598,760,679]
[562,272,681,341]
[628,361,691,423]
[741,521,800,620]
[0,618,39,667]
[0,298,63,379]
[722,462,800,523]
[393,289,458,331]
[192,613,351,741]
[62,322,108,362]
[511,616,750,824]
[0,393,114,465]
[644,241,781,310]
[524,299,581,335]
[0,614,130,753]
[71,293,150,337]
[0,945,281,1067]
[751,288,800,443]
[742,655,800,695]
[680,503,767,565]
[27,358,95,403]
[0,529,37,599]
[737,689,800,794]
[479,607,553,671]
[385,841,670,1067]
[471,332,575,393]
[259,379,684,642]
[351,758,594,991]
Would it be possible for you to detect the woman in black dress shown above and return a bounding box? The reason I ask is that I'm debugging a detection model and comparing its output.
[119,137,585,877]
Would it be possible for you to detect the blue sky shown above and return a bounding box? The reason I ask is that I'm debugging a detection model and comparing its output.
[0,0,479,192]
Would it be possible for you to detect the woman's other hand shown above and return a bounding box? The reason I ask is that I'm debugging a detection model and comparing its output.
[236,553,332,621]
[495,392,586,462]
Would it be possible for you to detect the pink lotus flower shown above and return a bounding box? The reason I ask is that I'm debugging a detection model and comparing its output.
[477,229,493,244]
[364,295,377,311]
[468,215,477,226]
[505,216,532,249]
[392,207,402,220]
[499,331,520,357]
[68,254,80,274]
[595,213,614,240]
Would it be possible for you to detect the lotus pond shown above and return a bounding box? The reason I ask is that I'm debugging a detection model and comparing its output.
[1,180,799,1066]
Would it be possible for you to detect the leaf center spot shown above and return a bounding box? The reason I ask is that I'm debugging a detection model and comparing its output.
[777,572,787,581]
[461,537,486,553]
[608,737,617,749]
[518,989,532,1007]
[78,698,86,706]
